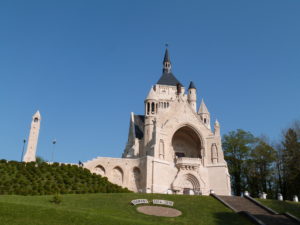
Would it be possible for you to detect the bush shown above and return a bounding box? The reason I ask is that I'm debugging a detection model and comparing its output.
[0,159,130,195]
[50,194,62,204]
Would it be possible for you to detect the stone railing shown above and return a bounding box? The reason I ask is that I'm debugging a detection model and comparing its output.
[175,157,201,170]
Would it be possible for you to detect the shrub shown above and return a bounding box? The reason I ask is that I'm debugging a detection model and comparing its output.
[50,194,62,204]
[0,159,130,195]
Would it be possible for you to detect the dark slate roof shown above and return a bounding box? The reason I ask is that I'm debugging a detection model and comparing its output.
[157,72,183,86]
[188,81,196,89]
[134,115,144,140]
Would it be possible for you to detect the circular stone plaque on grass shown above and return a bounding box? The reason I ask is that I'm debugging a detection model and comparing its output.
[137,206,182,217]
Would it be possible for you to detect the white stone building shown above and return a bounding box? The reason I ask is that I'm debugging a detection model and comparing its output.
[84,49,231,195]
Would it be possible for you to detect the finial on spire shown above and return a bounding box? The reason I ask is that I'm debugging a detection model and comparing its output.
[215,119,220,127]
[214,119,220,136]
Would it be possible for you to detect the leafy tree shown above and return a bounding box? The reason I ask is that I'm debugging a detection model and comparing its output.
[223,129,256,196]
[292,120,300,137]
[282,128,300,199]
[246,137,276,197]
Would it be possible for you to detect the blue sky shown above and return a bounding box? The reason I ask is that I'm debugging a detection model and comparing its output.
[1,0,299,163]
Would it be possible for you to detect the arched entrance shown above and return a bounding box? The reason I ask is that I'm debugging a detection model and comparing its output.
[173,172,201,195]
[181,174,201,195]
[172,126,202,158]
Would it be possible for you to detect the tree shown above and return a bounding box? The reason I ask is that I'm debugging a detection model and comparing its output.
[36,156,46,164]
[223,129,256,196]
[282,128,300,199]
[246,137,276,197]
[292,120,300,137]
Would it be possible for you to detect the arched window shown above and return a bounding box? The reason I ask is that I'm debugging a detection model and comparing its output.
[167,102,169,108]
[147,102,150,115]
[156,103,158,113]
[151,102,155,113]
[204,118,207,123]
[164,102,166,108]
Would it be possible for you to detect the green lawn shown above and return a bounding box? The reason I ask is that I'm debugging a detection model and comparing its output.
[257,199,300,218]
[0,193,253,225]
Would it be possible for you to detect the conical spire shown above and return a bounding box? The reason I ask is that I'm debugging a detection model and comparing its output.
[198,99,209,114]
[157,47,182,86]
[188,81,196,89]
[163,48,170,63]
[162,47,171,73]
[146,86,157,100]
[33,110,41,120]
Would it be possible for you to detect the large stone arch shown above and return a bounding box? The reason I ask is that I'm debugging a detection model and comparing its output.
[112,166,123,186]
[132,167,141,192]
[171,124,203,158]
[92,165,106,176]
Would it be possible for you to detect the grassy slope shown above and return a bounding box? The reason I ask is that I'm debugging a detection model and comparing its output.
[257,199,300,218]
[0,193,253,225]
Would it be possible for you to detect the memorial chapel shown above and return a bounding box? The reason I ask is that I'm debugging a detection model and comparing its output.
[84,48,231,195]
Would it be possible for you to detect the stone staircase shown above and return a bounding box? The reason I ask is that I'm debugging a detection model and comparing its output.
[213,194,300,225]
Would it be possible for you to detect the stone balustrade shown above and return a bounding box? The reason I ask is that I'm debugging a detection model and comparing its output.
[175,157,201,170]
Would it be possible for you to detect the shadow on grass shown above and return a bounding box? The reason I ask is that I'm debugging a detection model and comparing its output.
[258,199,300,218]
[213,212,254,225]
[254,214,298,225]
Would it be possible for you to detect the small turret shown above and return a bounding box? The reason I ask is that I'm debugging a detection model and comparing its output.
[214,119,220,136]
[188,81,197,112]
[145,86,158,116]
[198,99,211,129]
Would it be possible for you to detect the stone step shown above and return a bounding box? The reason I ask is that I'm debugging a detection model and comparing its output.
[217,195,299,225]
[218,195,271,215]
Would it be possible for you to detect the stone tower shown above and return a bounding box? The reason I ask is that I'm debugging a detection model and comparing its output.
[188,81,197,112]
[23,111,41,162]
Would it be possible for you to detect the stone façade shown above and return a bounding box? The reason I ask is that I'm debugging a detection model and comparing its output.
[84,48,231,195]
